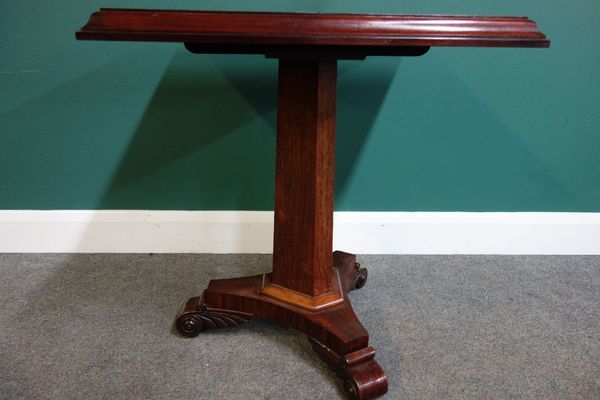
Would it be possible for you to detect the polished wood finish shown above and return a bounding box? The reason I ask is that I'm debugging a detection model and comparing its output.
[77,9,550,50]
[76,8,549,400]
[260,269,344,312]
[271,59,337,297]
[176,251,384,400]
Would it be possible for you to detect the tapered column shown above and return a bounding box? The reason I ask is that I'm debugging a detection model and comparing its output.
[270,58,337,297]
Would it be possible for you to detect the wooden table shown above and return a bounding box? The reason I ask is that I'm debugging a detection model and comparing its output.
[77,9,549,399]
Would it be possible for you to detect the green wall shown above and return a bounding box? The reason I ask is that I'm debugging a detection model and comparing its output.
[2,1,599,211]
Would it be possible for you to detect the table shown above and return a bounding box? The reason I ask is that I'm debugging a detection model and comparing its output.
[77,9,549,399]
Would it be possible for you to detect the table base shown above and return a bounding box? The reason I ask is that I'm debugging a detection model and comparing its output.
[175,251,388,400]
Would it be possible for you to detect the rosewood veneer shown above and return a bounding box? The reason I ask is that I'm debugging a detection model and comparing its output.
[77,9,549,399]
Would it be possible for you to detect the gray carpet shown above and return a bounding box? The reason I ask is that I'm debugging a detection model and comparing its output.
[0,254,599,400]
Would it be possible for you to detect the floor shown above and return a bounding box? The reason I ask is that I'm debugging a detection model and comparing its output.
[0,254,599,399]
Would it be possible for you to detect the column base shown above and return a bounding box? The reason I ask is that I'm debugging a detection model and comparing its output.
[174,251,387,400]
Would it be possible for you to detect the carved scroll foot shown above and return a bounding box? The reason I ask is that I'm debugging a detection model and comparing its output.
[334,251,369,292]
[175,296,252,337]
[310,338,388,400]
[350,262,368,291]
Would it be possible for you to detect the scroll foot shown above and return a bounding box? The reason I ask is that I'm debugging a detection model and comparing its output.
[334,251,368,292]
[175,296,252,337]
[310,338,388,400]
[350,262,368,291]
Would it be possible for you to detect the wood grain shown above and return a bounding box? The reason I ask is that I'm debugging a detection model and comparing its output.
[78,8,550,399]
[271,59,337,297]
[175,251,386,399]
[76,9,550,52]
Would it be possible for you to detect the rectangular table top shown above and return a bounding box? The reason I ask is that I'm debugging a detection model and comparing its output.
[76,9,550,50]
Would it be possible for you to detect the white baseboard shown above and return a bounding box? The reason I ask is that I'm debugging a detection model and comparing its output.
[0,211,599,254]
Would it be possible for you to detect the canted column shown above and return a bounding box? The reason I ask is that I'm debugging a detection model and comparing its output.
[270,58,337,297]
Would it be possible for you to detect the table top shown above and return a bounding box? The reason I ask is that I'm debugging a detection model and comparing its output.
[76,9,550,55]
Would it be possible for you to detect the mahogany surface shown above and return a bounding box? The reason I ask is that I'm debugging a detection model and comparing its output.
[271,59,337,297]
[176,251,382,399]
[76,8,549,400]
[76,8,550,50]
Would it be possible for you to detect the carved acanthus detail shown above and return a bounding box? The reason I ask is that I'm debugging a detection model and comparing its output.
[176,302,252,337]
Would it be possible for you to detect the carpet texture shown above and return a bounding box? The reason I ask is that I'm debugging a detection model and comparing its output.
[0,254,599,399]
